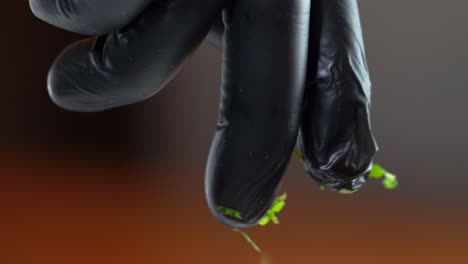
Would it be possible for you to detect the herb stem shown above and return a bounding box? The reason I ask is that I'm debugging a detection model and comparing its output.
[232,228,262,253]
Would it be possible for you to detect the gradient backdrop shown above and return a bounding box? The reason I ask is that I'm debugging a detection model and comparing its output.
[1,1,467,263]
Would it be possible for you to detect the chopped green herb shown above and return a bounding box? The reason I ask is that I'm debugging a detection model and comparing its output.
[216,193,288,253]
[215,205,243,220]
[382,171,399,189]
[371,164,399,190]
[293,149,399,191]
[369,164,386,179]
[258,193,287,226]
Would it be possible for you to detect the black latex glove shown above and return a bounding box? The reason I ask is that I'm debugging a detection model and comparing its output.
[205,0,310,228]
[30,0,376,228]
[301,0,378,192]
[30,0,226,111]
[208,0,378,195]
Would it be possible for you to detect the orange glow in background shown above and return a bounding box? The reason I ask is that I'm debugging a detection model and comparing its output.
[1,151,467,263]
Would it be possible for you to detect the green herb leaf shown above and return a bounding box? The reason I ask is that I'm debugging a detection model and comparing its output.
[371,164,399,190]
[369,164,386,179]
[276,192,287,201]
[270,215,280,225]
[383,172,399,189]
[215,205,242,220]
[271,200,285,212]
[258,192,287,227]
[258,216,271,226]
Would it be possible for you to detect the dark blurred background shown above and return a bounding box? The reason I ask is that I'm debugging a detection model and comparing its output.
[0,1,467,263]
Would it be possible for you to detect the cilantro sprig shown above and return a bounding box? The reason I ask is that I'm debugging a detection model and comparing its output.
[216,192,288,253]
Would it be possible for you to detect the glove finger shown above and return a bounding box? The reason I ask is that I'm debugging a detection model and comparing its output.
[205,0,310,228]
[29,0,152,35]
[299,0,378,192]
[48,0,225,112]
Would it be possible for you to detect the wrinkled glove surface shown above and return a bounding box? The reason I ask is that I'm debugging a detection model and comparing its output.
[30,0,377,228]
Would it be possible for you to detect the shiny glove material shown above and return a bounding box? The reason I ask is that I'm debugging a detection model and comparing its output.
[42,0,226,112]
[30,0,377,229]
[29,0,152,35]
[205,0,310,228]
[206,0,378,194]
[299,0,378,192]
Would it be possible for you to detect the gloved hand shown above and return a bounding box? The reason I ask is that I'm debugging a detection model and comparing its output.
[29,0,226,111]
[29,0,377,228]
